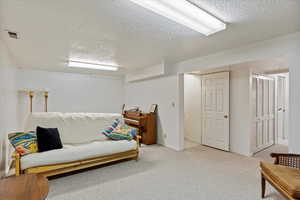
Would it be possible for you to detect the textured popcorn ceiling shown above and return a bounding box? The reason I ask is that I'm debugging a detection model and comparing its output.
[0,0,300,75]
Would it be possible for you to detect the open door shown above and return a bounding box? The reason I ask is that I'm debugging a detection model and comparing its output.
[252,75,275,153]
[201,72,230,151]
[277,76,288,142]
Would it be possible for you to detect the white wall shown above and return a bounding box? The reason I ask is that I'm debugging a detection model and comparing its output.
[124,75,181,150]
[184,74,202,144]
[125,63,165,82]
[230,68,252,156]
[16,69,124,127]
[177,32,300,74]
[284,74,289,141]
[0,40,18,177]
[288,53,300,153]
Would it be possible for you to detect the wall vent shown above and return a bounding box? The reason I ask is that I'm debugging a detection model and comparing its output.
[7,31,18,39]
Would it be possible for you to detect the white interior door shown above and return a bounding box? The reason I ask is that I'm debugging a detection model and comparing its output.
[252,75,275,153]
[201,72,230,151]
[277,76,287,141]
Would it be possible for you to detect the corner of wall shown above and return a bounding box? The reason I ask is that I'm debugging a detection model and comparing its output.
[0,39,19,177]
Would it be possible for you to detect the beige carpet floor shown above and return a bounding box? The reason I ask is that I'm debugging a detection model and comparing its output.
[47,145,286,200]
[184,139,200,149]
[253,144,288,162]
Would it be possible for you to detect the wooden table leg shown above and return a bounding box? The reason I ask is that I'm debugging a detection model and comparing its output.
[261,173,266,198]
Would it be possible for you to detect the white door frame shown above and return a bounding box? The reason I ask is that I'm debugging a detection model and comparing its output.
[201,71,230,151]
[182,72,230,151]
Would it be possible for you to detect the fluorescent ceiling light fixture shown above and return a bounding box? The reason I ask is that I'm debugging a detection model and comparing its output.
[68,61,119,71]
[129,0,226,35]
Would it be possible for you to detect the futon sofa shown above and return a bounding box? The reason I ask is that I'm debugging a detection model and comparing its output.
[12,112,140,177]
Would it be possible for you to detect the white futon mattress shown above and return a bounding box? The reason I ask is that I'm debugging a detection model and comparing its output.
[21,140,137,170]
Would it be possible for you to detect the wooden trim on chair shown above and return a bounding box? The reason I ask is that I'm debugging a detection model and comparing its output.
[261,170,297,200]
[270,153,300,168]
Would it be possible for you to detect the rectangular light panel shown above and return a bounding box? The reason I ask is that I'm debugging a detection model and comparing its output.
[68,61,119,71]
[129,0,226,35]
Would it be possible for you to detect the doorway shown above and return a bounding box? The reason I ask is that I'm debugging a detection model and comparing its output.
[184,74,202,149]
[251,72,289,154]
[183,71,230,151]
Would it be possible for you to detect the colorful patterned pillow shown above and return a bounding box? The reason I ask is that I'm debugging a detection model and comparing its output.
[102,118,122,136]
[115,124,137,137]
[8,131,38,155]
[102,119,137,141]
[105,131,133,141]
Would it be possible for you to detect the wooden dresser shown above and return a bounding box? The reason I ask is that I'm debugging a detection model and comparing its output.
[123,111,157,145]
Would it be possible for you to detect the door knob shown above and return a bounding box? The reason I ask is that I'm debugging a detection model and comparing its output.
[224,115,228,119]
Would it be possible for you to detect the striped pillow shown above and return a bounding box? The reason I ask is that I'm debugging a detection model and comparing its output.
[102,118,122,136]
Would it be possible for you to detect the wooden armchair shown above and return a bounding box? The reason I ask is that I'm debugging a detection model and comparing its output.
[261,153,300,200]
